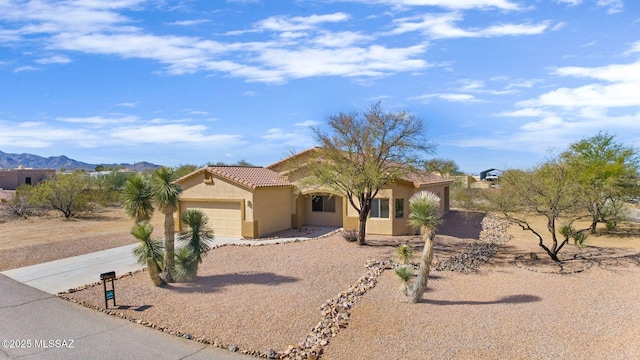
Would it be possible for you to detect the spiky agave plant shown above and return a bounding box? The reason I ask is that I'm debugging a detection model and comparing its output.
[131,221,165,287]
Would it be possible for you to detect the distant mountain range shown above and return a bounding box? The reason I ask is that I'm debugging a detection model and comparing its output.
[0,151,160,171]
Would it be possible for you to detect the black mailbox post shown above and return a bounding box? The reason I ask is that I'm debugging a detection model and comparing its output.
[100,271,116,309]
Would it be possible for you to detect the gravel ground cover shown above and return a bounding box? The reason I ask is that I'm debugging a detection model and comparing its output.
[324,252,640,359]
[60,236,398,357]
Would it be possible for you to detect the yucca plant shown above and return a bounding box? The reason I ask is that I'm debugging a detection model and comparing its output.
[394,265,414,296]
[408,191,443,304]
[175,209,213,281]
[131,221,165,287]
[172,247,198,283]
[395,243,414,265]
[559,224,589,248]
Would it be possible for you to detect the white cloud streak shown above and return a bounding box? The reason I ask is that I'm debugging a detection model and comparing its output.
[0,3,431,83]
[391,12,550,39]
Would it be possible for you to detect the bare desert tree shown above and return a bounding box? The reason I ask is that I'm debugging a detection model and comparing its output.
[308,102,435,245]
[485,160,588,262]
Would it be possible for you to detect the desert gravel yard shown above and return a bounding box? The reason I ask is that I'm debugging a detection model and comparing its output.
[59,211,640,359]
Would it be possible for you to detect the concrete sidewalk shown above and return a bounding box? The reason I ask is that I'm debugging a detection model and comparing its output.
[1,227,339,294]
[0,274,250,360]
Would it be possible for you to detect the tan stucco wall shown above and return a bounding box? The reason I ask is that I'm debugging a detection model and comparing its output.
[252,186,293,237]
[179,172,254,221]
[302,194,344,227]
[0,169,55,190]
[342,182,452,236]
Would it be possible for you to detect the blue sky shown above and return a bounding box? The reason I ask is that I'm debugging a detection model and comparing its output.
[1,0,639,175]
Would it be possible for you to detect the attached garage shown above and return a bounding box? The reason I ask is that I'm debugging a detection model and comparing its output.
[176,166,293,238]
[181,200,242,237]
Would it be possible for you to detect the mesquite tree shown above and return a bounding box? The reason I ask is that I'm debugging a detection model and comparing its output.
[308,102,435,245]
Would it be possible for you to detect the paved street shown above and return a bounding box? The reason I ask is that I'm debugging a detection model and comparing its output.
[1,228,336,294]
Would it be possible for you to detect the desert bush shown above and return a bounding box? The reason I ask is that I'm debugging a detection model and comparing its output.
[3,186,40,218]
[342,229,358,242]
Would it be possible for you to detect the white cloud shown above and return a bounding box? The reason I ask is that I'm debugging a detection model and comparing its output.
[58,115,139,125]
[294,120,321,127]
[116,101,138,107]
[110,124,243,144]
[597,0,623,14]
[391,13,550,39]
[36,55,71,64]
[256,13,350,32]
[0,121,94,148]
[496,108,553,117]
[343,0,522,10]
[261,127,314,147]
[521,60,640,108]
[13,66,38,73]
[624,41,640,55]
[262,128,298,141]
[556,0,582,5]
[410,93,483,103]
[312,31,373,47]
[168,19,211,26]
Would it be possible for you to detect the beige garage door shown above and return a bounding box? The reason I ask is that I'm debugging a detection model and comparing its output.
[182,201,242,237]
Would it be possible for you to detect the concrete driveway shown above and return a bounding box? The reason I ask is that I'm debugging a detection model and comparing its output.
[1,228,338,294]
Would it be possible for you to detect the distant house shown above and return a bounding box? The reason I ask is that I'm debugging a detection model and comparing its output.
[0,166,55,190]
[176,148,452,238]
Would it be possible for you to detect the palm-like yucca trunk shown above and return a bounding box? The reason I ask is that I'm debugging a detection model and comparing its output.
[147,258,164,287]
[411,229,435,303]
[131,221,165,287]
[152,167,182,283]
[163,210,176,281]
[407,191,442,304]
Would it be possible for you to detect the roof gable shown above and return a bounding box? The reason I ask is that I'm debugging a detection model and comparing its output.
[177,166,292,190]
[267,147,452,187]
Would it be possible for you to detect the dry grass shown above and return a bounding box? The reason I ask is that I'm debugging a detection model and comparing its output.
[0,206,164,271]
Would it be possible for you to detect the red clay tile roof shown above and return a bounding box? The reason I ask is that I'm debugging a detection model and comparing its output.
[400,172,452,187]
[206,166,292,189]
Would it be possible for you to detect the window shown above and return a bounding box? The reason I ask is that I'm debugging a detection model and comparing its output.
[395,199,404,218]
[25,177,31,185]
[370,198,389,218]
[312,195,335,212]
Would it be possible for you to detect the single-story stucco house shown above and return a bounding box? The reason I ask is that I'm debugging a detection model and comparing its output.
[0,166,55,190]
[176,148,453,238]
